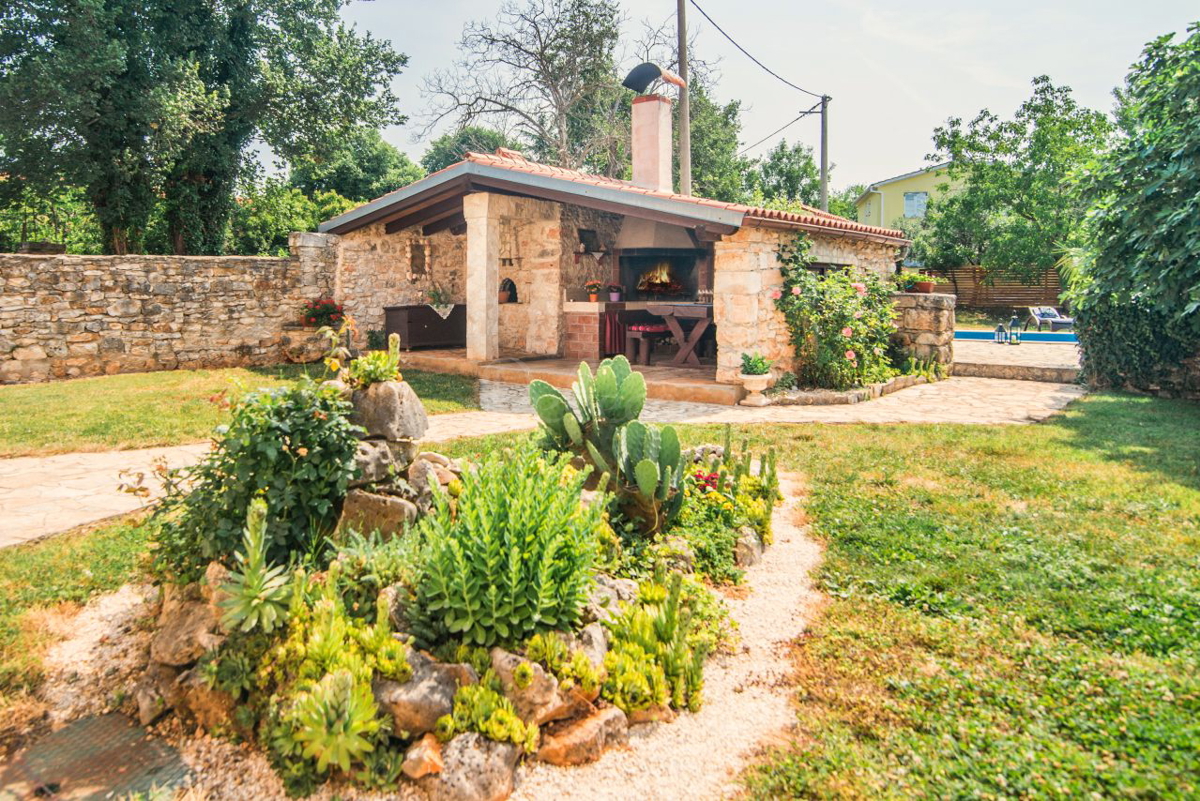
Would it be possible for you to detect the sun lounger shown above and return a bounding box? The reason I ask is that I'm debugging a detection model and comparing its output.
[1025,306,1074,332]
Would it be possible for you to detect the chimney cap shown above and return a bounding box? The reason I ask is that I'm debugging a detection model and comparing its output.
[622,62,687,94]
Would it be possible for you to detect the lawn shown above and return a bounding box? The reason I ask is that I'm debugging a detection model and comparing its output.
[2,392,1197,795]
[956,307,1022,330]
[0,365,479,457]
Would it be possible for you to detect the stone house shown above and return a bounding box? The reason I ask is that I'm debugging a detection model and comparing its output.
[319,94,909,386]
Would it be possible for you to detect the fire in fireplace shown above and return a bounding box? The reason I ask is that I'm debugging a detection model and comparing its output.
[620,250,703,300]
[636,260,683,295]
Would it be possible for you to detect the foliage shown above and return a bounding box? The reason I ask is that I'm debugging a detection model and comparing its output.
[0,182,103,254]
[422,0,623,171]
[925,75,1112,283]
[605,421,685,534]
[331,530,422,622]
[0,0,407,254]
[153,382,360,580]
[365,330,387,351]
[290,127,424,202]
[345,333,403,388]
[672,487,742,584]
[827,184,866,221]
[894,271,921,292]
[409,445,604,648]
[420,126,521,173]
[227,177,354,257]
[524,632,601,696]
[435,674,540,752]
[219,499,292,634]
[1067,24,1200,389]
[287,668,381,773]
[739,353,772,376]
[302,298,344,329]
[602,572,706,714]
[748,140,820,206]
[685,88,754,203]
[774,235,898,389]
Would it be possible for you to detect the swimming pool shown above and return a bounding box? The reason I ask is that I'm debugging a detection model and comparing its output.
[955,330,1078,343]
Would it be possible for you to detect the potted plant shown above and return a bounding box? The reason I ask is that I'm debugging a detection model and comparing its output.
[606,283,623,302]
[913,272,936,293]
[739,352,774,407]
[896,272,920,292]
[584,280,603,302]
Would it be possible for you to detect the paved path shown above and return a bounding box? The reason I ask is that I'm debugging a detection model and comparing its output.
[0,378,1085,548]
[955,339,1081,370]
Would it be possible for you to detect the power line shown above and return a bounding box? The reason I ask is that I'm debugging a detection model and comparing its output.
[688,0,826,100]
[737,102,821,155]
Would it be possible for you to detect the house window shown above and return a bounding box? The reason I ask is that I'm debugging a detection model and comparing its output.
[903,191,929,218]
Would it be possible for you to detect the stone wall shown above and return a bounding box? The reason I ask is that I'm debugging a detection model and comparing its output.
[560,205,623,299]
[0,232,337,384]
[891,292,956,363]
[711,224,905,383]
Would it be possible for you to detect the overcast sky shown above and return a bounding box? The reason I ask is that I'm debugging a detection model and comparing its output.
[341,0,1196,190]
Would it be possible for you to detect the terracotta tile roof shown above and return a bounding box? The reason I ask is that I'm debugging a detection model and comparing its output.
[462,150,908,242]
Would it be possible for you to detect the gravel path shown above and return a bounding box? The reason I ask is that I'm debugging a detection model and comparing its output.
[512,473,820,800]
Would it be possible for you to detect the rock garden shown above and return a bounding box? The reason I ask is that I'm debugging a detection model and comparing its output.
[119,340,782,800]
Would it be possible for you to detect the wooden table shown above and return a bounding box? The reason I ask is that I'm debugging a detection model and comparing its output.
[646,303,713,367]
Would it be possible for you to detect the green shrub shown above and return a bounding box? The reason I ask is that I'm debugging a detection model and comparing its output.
[774,234,898,389]
[153,381,360,580]
[1072,293,1195,390]
[330,530,422,622]
[365,329,387,351]
[219,498,292,634]
[740,352,773,375]
[434,676,539,752]
[409,445,604,648]
[345,333,402,388]
[287,669,381,773]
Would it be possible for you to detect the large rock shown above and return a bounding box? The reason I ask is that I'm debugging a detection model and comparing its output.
[150,586,223,667]
[536,706,628,766]
[583,575,639,624]
[734,525,764,567]
[406,459,438,512]
[338,488,418,538]
[351,440,396,487]
[350,380,428,441]
[134,663,181,726]
[402,733,444,780]
[576,623,609,671]
[175,667,236,731]
[419,733,520,801]
[202,562,231,627]
[490,649,582,726]
[374,650,477,737]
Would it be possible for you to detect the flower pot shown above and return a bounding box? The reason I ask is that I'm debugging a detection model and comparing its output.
[588,293,599,303]
[608,292,621,302]
[498,290,511,304]
[739,373,772,407]
[914,281,936,293]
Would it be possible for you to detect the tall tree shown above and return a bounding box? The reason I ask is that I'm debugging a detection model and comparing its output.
[927,75,1112,282]
[0,0,407,254]
[748,140,820,205]
[421,0,623,170]
[290,128,423,202]
[420,127,520,173]
[685,88,752,203]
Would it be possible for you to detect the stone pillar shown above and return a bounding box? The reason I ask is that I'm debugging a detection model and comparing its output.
[891,292,956,363]
[712,228,792,384]
[464,193,500,361]
[288,231,340,300]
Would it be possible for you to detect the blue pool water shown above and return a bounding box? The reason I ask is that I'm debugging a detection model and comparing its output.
[955,330,1078,343]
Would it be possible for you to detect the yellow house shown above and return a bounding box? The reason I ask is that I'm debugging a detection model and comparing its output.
[856,162,956,228]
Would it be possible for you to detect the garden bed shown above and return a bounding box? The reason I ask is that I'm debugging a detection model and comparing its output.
[768,373,941,406]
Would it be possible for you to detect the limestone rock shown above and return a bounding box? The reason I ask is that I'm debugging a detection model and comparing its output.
[322,378,353,402]
[659,536,696,573]
[419,732,520,801]
[406,458,438,512]
[338,488,418,538]
[734,525,764,567]
[490,648,577,726]
[175,667,236,731]
[628,704,676,725]
[583,574,639,624]
[202,562,231,626]
[350,380,429,441]
[134,663,180,726]
[402,733,445,780]
[374,650,477,737]
[378,583,413,633]
[388,439,421,470]
[351,440,396,487]
[151,593,223,667]
[415,451,452,468]
[576,622,609,671]
[537,706,628,766]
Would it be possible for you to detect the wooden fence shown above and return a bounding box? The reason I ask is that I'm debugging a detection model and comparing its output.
[931,267,1062,308]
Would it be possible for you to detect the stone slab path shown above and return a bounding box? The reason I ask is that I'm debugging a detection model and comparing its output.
[0,378,1085,548]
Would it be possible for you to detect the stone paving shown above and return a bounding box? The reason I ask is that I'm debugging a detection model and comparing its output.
[0,378,1086,548]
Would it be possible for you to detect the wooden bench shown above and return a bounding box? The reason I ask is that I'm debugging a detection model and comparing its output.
[625,324,671,366]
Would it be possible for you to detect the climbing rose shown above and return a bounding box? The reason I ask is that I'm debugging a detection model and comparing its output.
[770,290,782,300]
[791,286,802,295]
[853,310,863,319]
[845,349,856,360]
[841,327,853,337]
[851,282,867,295]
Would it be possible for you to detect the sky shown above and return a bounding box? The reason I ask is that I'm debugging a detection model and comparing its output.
[340,0,1197,191]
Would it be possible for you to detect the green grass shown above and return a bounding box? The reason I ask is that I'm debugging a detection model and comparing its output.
[0,365,479,457]
[723,393,1200,798]
[956,307,1023,330]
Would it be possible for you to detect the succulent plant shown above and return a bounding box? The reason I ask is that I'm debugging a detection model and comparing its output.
[289,669,381,774]
[220,498,292,634]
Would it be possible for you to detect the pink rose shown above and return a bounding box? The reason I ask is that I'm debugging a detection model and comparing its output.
[791,286,802,295]
[851,282,867,296]
[845,349,856,360]
[770,290,782,300]
[853,310,863,319]
[841,327,853,337]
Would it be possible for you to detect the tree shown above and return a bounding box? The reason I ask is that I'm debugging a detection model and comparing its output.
[421,0,623,171]
[748,140,820,205]
[420,127,520,173]
[828,184,865,221]
[227,176,354,256]
[684,88,752,203]
[290,128,423,202]
[927,75,1112,283]
[0,0,407,254]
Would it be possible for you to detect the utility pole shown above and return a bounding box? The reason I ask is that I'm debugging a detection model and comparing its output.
[676,0,692,195]
[819,95,830,211]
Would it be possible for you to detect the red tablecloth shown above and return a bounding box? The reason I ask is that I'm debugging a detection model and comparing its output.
[604,311,625,355]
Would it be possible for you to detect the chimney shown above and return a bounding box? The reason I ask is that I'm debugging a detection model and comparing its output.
[631,95,673,193]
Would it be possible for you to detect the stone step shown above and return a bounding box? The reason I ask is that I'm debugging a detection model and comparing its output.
[952,361,1080,384]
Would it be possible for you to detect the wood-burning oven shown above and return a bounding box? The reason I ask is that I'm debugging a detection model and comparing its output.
[619,248,706,301]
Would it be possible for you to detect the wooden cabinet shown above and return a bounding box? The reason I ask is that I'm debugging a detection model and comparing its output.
[384,305,467,350]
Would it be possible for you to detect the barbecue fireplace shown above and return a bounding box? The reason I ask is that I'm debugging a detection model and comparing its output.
[619,249,706,300]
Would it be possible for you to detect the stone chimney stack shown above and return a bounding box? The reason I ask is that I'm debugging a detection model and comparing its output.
[631,95,673,193]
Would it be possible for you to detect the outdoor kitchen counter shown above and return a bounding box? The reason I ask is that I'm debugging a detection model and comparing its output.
[562,300,710,312]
